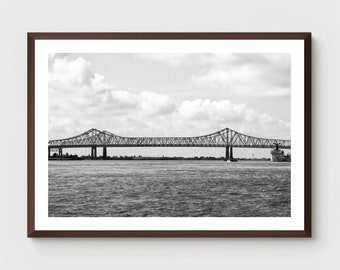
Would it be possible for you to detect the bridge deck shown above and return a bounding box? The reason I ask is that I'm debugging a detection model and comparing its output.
[48,128,291,149]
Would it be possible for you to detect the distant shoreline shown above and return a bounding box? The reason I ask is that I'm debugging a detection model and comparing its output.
[48,156,271,161]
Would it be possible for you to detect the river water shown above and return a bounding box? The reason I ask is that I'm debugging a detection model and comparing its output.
[48,160,290,217]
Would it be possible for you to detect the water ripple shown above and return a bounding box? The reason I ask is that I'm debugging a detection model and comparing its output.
[49,160,291,217]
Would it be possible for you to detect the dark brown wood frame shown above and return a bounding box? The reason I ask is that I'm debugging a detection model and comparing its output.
[28,32,311,237]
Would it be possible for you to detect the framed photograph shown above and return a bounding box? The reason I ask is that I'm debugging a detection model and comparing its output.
[28,32,311,237]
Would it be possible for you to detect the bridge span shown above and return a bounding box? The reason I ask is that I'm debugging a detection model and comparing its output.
[48,127,291,160]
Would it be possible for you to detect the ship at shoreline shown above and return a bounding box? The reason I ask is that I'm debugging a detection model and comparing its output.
[271,144,291,162]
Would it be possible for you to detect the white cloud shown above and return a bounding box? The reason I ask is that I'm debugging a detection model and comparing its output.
[50,56,95,88]
[192,54,291,98]
[175,99,290,139]
[49,54,290,140]
[48,55,177,139]
[139,91,176,116]
[178,99,245,122]
[136,53,291,98]
[109,89,138,109]
[135,53,193,66]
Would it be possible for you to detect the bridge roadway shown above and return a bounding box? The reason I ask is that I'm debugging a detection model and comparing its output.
[48,127,291,160]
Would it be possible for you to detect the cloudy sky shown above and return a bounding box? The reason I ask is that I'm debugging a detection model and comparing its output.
[48,53,291,158]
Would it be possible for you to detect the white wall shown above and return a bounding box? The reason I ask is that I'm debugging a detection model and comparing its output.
[0,0,339,269]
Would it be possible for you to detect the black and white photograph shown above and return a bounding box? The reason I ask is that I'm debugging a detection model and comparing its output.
[28,33,311,236]
[47,52,292,218]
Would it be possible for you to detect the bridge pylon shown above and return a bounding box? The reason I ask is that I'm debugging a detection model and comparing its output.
[91,147,97,159]
[225,145,229,160]
[225,145,235,161]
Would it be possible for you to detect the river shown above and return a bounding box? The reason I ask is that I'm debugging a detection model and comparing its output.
[48,160,290,217]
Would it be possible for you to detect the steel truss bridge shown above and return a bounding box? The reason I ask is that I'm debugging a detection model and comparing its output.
[48,127,291,160]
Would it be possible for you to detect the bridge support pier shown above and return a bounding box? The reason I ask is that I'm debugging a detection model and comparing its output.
[91,147,97,159]
[103,147,107,159]
[48,147,51,158]
[58,148,62,157]
[225,146,234,161]
[225,145,229,160]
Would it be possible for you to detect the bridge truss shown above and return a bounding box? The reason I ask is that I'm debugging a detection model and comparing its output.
[48,128,291,149]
